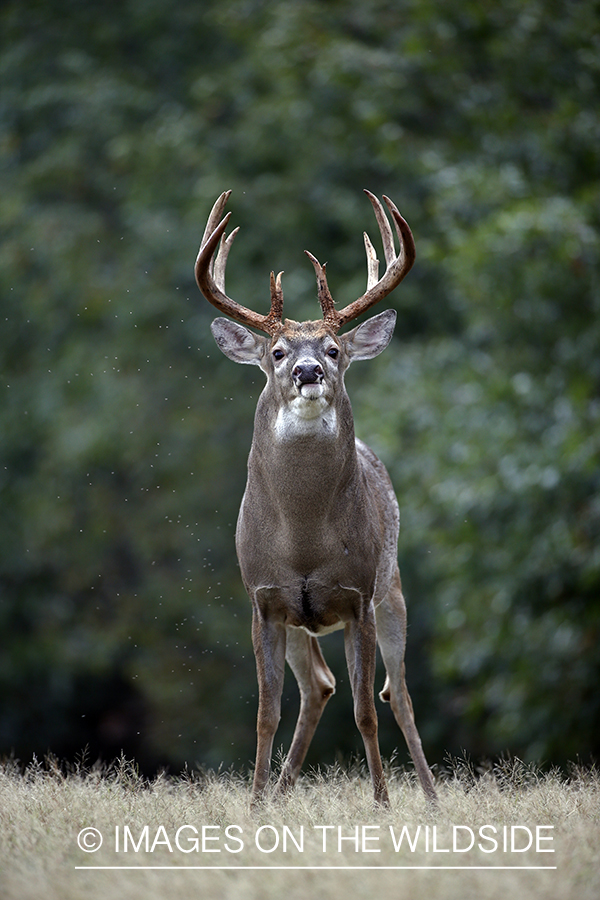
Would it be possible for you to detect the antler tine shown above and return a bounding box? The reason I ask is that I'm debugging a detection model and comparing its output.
[267,270,284,328]
[194,192,284,335]
[363,231,379,291]
[304,251,338,330]
[365,190,397,269]
[213,227,240,291]
[200,189,231,251]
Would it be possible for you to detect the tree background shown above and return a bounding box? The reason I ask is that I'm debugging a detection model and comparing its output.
[1,0,598,775]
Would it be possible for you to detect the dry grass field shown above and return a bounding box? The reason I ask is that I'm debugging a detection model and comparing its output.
[1,756,598,900]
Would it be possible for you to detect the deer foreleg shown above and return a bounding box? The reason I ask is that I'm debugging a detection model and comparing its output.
[251,607,286,803]
[275,628,336,796]
[344,610,390,805]
[375,571,438,803]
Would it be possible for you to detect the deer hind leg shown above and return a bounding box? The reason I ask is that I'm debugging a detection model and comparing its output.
[274,627,336,796]
[250,606,286,804]
[345,610,390,805]
[375,568,438,803]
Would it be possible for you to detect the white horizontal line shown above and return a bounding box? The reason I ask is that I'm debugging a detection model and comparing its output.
[75,865,557,871]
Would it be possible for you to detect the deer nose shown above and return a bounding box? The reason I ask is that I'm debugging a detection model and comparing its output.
[292,363,324,385]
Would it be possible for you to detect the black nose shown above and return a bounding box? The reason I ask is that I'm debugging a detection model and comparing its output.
[293,363,324,384]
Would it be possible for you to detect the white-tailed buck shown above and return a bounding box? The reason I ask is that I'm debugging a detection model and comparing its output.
[195,190,437,805]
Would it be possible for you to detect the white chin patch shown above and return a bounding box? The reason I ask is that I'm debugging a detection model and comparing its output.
[291,392,328,420]
[300,383,324,400]
[274,390,336,439]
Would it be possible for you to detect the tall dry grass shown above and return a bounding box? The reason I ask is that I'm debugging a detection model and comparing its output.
[0,755,598,900]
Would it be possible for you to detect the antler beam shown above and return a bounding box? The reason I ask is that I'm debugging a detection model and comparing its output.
[194,190,284,336]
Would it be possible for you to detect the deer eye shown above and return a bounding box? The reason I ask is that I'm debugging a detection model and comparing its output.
[327,347,339,359]
[272,348,285,361]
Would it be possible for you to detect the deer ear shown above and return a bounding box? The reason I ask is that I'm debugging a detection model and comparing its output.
[342,309,397,362]
[210,318,267,366]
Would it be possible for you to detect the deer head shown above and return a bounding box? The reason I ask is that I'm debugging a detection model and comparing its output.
[210,311,397,446]
[196,189,414,438]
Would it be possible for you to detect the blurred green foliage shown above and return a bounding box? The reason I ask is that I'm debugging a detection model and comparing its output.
[1,0,598,773]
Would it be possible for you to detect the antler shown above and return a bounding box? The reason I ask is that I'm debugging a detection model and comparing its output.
[196,190,414,336]
[305,190,416,332]
[194,190,284,335]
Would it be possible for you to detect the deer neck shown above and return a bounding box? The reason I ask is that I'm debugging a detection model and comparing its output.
[248,385,359,513]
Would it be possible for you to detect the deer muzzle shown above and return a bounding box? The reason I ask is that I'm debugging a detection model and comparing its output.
[292,362,324,387]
